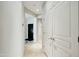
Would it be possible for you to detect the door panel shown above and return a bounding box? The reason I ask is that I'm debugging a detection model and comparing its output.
[54,38,70,48]
[53,2,70,37]
[53,45,70,57]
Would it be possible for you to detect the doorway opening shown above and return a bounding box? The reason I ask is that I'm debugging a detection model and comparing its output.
[25,24,34,41]
[28,24,33,41]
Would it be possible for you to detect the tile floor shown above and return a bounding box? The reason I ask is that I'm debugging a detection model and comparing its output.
[24,41,46,57]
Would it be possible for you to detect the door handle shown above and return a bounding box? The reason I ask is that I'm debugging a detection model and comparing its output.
[48,38,55,41]
[53,38,55,41]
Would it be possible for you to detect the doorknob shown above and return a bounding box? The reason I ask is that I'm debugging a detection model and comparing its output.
[53,38,55,40]
[48,37,55,41]
[52,38,55,41]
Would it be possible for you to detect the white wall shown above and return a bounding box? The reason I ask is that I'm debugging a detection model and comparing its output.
[33,18,38,42]
[37,18,43,44]
[25,13,37,42]
[0,2,25,57]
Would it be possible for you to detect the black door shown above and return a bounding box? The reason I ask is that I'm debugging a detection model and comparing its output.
[28,24,33,41]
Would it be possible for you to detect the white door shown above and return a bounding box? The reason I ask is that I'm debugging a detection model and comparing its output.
[52,2,78,57]
[45,10,53,57]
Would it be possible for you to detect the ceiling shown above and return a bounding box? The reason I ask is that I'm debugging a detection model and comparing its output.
[23,1,45,15]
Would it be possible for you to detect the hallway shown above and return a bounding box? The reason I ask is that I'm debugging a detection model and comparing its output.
[0,1,79,57]
[24,42,46,57]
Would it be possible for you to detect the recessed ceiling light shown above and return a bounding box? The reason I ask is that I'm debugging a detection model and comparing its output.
[36,9,39,12]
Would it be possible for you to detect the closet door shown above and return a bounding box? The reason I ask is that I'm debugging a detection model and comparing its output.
[52,2,78,57]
